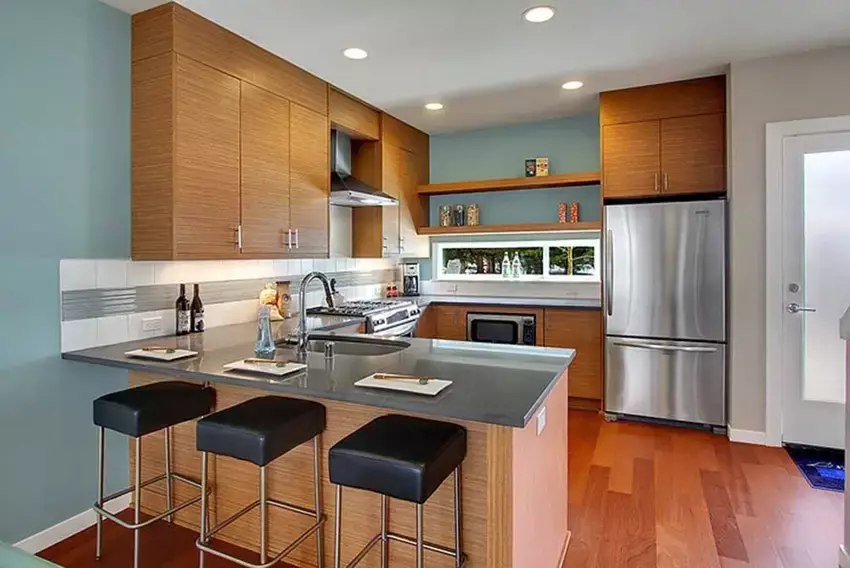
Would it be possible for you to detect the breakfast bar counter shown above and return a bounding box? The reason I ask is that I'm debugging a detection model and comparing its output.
[63,321,575,567]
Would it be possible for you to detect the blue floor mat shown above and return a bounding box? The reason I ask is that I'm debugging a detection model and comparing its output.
[785,444,845,492]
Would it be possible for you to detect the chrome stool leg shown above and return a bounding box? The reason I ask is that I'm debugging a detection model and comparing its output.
[133,437,141,568]
[415,504,424,568]
[333,485,342,568]
[199,451,208,568]
[454,466,463,567]
[96,427,104,559]
[380,495,388,568]
[260,465,268,565]
[313,437,325,568]
[164,427,173,523]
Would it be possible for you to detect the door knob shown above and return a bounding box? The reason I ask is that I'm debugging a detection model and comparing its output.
[787,302,816,314]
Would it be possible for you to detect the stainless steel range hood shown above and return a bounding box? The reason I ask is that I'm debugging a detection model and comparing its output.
[330,130,399,207]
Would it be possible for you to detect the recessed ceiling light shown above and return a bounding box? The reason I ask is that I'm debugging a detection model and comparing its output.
[562,81,584,90]
[425,102,444,111]
[523,6,555,23]
[343,48,368,60]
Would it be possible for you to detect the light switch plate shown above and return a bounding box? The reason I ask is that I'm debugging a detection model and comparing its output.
[141,316,163,332]
[536,406,547,436]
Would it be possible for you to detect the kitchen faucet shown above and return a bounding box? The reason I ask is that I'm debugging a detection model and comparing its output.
[296,272,335,353]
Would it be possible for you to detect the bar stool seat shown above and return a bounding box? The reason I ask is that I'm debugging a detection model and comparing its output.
[94,381,215,437]
[329,414,467,504]
[329,415,467,568]
[197,395,325,466]
[196,396,327,568]
[92,381,215,568]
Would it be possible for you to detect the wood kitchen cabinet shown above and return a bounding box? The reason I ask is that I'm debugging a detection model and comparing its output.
[544,308,603,404]
[329,88,379,141]
[435,306,468,341]
[600,75,726,200]
[289,103,330,257]
[414,306,436,338]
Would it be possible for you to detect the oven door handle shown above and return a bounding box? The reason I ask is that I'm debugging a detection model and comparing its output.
[371,319,419,338]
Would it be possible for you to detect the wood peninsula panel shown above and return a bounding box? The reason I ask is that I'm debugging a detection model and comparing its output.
[173,55,241,259]
[289,103,330,257]
[661,113,726,195]
[600,75,726,126]
[240,83,291,256]
[129,372,508,567]
[544,308,603,401]
[329,88,380,140]
[131,53,174,260]
[602,121,660,199]
[170,4,328,115]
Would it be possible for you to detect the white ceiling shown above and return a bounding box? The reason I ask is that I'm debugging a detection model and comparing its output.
[102,0,850,133]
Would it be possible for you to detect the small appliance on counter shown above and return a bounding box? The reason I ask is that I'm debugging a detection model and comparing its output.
[402,263,421,296]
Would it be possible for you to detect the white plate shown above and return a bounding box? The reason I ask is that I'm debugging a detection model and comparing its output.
[223,360,307,377]
[125,348,198,361]
[354,374,452,396]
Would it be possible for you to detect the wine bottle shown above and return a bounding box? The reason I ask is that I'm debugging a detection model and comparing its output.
[175,284,190,336]
[191,283,205,333]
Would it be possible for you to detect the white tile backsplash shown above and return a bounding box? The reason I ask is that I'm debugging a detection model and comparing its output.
[61,319,98,352]
[127,261,156,287]
[60,259,97,291]
[96,260,128,289]
[97,315,129,345]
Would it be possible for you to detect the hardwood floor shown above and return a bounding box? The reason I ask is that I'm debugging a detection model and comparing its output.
[39,411,843,567]
[565,410,844,568]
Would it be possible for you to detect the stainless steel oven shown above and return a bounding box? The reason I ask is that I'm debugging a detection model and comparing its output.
[466,313,536,345]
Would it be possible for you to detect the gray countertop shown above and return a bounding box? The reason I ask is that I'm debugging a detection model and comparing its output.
[62,316,575,428]
[415,295,601,309]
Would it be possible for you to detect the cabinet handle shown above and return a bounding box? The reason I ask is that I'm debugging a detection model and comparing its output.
[663,172,669,192]
[294,228,299,249]
[235,225,243,250]
[288,228,293,250]
[654,173,659,192]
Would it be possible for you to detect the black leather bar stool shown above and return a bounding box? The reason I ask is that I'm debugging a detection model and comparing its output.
[195,396,327,568]
[329,415,467,568]
[92,381,215,568]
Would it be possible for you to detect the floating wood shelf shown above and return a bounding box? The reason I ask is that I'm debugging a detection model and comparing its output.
[417,221,602,236]
[417,171,602,195]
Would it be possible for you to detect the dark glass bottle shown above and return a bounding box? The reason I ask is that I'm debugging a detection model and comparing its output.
[175,284,190,336]
[191,284,205,332]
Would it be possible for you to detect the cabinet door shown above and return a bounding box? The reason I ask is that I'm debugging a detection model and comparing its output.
[436,306,467,340]
[381,143,404,257]
[240,83,291,256]
[399,150,430,257]
[602,121,660,199]
[290,103,329,257]
[661,113,726,195]
[173,55,241,259]
[544,309,603,400]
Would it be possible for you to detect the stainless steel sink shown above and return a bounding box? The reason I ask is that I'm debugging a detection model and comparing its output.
[306,334,410,356]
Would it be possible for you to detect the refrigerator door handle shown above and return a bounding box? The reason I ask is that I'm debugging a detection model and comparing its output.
[611,340,719,354]
[606,229,614,317]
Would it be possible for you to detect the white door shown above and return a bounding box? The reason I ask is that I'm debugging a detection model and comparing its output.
[781,131,850,449]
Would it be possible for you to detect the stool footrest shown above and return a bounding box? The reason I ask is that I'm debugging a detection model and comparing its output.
[197,497,325,568]
[345,531,468,568]
[93,472,204,530]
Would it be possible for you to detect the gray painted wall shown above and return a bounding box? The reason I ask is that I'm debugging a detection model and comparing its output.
[0,0,131,543]
[728,46,850,436]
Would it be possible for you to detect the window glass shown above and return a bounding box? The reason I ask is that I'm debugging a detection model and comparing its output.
[441,246,543,276]
[549,246,597,276]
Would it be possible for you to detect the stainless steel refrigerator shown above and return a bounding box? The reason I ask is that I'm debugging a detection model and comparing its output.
[604,199,726,428]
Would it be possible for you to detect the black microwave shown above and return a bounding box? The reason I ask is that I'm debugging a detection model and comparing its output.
[466,312,536,345]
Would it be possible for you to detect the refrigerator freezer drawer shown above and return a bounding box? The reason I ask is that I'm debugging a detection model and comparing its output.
[605,337,726,426]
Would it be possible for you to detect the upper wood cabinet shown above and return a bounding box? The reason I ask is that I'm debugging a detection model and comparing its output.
[289,103,330,257]
[329,88,380,140]
[240,82,291,256]
[544,308,603,401]
[600,75,726,199]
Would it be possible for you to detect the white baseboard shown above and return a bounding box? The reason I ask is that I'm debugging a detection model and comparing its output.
[728,428,769,446]
[15,494,131,554]
[840,545,850,568]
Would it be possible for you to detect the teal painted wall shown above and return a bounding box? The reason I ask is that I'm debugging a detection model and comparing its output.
[429,114,599,183]
[0,0,131,543]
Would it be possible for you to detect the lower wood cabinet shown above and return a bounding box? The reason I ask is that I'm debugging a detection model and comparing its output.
[414,306,436,338]
[543,308,603,403]
[435,305,467,341]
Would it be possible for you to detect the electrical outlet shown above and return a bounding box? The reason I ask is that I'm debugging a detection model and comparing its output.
[536,406,547,436]
[141,316,163,333]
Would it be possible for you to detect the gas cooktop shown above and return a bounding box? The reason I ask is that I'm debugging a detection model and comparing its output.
[306,300,421,336]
